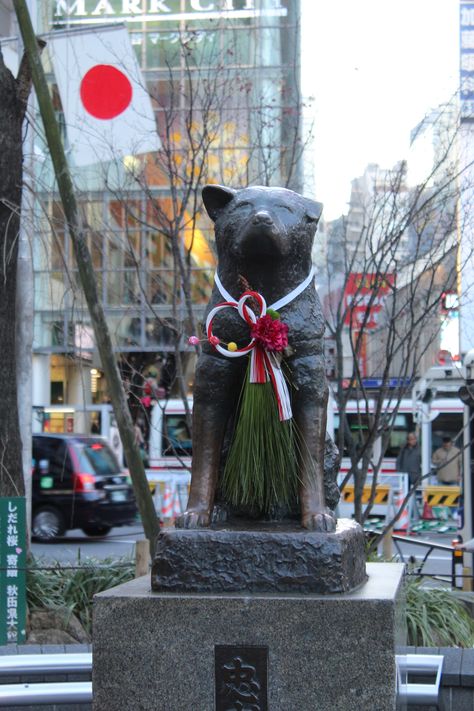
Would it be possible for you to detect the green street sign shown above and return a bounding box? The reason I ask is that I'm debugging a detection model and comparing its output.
[0,498,27,644]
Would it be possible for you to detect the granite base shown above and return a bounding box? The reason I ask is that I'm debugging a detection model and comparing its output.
[93,562,405,711]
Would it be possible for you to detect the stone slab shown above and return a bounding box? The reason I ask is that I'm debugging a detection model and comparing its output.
[152,517,367,594]
[439,647,462,687]
[461,648,474,687]
[93,562,405,711]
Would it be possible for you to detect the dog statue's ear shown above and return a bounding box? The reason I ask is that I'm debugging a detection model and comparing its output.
[304,199,323,224]
[202,184,236,222]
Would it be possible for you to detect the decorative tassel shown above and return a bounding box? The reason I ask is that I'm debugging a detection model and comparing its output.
[222,362,298,513]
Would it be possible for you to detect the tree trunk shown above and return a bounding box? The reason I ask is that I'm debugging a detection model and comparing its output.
[0,50,30,496]
[13,0,159,548]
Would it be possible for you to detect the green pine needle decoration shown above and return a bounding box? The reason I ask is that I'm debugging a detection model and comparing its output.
[222,364,299,513]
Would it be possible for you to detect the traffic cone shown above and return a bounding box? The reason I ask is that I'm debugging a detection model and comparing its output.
[393,487,410,533]
[161,483,174,521]
[153,484,162,515]
[173,485,183,517]
[422,501,435,520]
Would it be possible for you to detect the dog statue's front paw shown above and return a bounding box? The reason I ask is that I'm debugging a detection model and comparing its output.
[175,509,211,529]
[302,509,336,533]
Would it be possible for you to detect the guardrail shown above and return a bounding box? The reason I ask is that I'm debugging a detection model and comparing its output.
[397,653,443,707]
[391,534,469,588]
[0,652,92,706]
[0,680,92,705]
[0,651,443,707]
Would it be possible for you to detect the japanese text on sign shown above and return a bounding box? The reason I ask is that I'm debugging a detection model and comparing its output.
[0,498,26,644]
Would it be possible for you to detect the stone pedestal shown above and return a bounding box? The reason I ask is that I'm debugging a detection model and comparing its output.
[152,518,367,594]
[93,562,405,711]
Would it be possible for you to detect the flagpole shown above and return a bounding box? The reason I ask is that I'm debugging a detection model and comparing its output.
[12,0,160,549]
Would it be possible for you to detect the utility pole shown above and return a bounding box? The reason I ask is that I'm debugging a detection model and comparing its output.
[13,0,160,549]
[458,351,474,543]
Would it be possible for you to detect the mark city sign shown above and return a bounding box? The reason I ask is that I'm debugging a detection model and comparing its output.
[53,0,288,24]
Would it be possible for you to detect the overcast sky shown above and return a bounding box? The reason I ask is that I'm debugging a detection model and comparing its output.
[301,0,460,219]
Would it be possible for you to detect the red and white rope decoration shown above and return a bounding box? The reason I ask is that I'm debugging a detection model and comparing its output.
[205,290,292,421]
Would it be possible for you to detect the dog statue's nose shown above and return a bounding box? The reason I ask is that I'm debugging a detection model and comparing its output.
[252,210,273,226]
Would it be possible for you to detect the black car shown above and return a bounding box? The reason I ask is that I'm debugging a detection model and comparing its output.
[32,434,137,541]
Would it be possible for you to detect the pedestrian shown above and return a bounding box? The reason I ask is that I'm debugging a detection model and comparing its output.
[396,432,422,487]
[134,418,149,466]
[432,436,462,485]
[134,422,144,446]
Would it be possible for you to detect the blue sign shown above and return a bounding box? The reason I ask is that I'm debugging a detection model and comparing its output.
[460,2,474,120]
[361,378,412,389]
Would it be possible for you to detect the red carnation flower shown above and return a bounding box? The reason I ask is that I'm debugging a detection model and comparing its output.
[250,314,288,352]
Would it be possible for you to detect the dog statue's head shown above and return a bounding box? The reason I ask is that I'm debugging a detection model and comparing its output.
[202,184,323,264]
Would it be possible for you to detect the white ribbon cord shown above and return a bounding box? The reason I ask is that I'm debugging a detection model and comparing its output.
[214,266,315,312]
[270,266,315,311]
[214,272,235,304]
[209,271,315,422]
[266,352,292,421]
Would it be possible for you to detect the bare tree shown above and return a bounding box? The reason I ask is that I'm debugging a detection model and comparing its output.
[37,23,312,451]
[320,112,472,532]
[0,42,37,497]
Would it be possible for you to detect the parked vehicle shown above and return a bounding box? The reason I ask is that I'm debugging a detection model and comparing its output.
[32,404,123,464]
[333,396,464,480]
[147,396,464,479]
[32,434,137,542]
[148,399,192,471]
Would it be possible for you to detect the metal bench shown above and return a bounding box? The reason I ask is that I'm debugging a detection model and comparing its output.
[0,652,92,706]
[397,653,444,707]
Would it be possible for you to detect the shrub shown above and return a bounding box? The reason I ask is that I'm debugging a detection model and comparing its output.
[26,553,474,648]
[406,578,474,647]
[26,555,134,635]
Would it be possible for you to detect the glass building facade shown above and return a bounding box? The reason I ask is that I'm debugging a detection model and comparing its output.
[32,0,304,408]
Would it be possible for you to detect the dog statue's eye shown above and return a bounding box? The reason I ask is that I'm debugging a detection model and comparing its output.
[233,201,252,211]
[278,204,293,213]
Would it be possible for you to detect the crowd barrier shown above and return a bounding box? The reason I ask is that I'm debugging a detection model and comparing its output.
[146,469,459,532]
[338,471,462,533]
[423,485,460,509]
[337,472,410,530]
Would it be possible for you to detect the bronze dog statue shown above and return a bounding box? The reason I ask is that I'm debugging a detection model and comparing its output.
[176,184,337,532]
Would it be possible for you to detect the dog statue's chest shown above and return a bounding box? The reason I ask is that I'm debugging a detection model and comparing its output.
[204,284,325,354]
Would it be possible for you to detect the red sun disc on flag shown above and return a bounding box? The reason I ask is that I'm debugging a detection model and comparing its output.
[80,64,132,120]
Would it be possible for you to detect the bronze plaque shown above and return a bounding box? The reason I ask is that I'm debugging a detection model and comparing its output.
[215,645,268,711]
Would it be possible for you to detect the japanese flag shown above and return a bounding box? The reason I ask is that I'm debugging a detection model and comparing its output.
[49,25,160,167]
